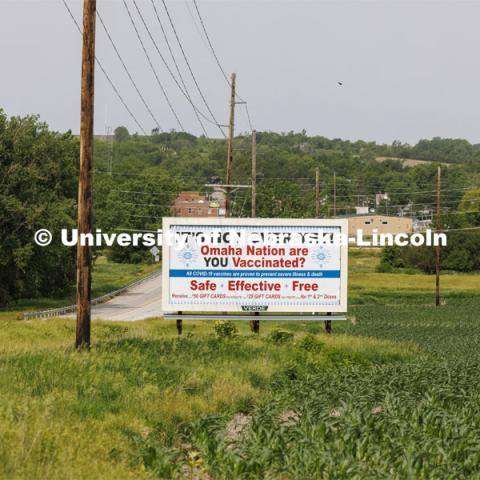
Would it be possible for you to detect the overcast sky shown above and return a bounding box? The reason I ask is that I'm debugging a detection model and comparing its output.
[1,0,480,144]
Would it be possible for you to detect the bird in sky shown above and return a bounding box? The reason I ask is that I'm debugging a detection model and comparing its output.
[337,81,343,86]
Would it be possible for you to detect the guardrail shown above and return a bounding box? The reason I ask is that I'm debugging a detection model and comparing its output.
[22,269,162,320]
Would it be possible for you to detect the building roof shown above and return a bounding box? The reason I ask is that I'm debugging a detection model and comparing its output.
[341,214,413,220]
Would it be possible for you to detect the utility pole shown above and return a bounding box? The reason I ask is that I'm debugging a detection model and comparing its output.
[315,169,332,334]
[225,73,236,217]
[250,129,260,333]
[76,0,96,350]
[333,171,337,218]
[251,130,257,218]
[435,166,441,307]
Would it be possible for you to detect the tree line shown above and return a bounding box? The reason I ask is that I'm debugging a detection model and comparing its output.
[2,112,480,305]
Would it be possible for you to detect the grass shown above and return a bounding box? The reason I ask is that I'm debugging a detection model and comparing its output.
[348,248,480,304]
[2,250,480,478]
[0,320,413,479]
[0,256,160,314]
[91,256,160,298]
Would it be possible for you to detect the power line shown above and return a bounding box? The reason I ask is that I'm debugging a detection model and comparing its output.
[114,189,171,197]
[184,0,210,50]
[192,0,254,131]
[109,189,479,208]
[122,0,185,131]
[92,169,479,191]
[439,226,480,232]
[149,0,208,137]
[62,0,147,134]
[130,0,227,136]
[192,0,229,86]
[159,0,224,137]
[96,10,163,133]
[242,103,254,132]
[123,202,169,208]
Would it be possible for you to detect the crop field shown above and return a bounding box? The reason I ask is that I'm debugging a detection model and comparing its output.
[1,253,480,479]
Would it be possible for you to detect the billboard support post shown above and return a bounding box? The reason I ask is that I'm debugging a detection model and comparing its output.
[177,311,182,335]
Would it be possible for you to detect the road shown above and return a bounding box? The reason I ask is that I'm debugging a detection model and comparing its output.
[67,272,163,321]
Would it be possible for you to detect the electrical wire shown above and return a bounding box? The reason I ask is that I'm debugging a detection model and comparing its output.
[158,0,224,137]
[93,169,479,193]
[123,0,185,131]
[192,0,255,131]
[184,0,210,50]
[114,190,171,197]
[130,0,227,136]
[62,0,147,134]
[96,10,163,132]
[149,0,208,137]
[191,0,229,87]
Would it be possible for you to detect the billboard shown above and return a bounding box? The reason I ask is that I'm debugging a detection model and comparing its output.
[162,218,348,313]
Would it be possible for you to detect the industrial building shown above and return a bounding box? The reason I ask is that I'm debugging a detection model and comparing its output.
[346,215,413,237]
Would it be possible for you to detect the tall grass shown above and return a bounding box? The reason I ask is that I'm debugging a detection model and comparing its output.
[0,319,412,479]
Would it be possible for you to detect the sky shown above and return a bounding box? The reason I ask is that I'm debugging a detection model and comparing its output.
[1,0,480,144]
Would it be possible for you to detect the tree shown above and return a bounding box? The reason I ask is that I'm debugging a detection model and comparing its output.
[458,188,480,226]
[114,126,130,142]
[0,111,78,305]
[101,171,180,263]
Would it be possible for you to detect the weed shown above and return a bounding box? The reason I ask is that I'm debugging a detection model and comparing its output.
[268,329,294,344]
[213,320,238,338]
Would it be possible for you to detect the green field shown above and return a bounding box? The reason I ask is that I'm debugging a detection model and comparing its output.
[1,252,480,478]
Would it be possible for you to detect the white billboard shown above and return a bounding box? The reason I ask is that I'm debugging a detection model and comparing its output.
[162,218,348,313]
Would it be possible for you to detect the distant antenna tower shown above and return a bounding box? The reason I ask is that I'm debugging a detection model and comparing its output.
[105,125,114,175]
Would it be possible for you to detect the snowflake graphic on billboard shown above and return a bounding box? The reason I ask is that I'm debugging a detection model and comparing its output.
[177,244,198,268]
[311,246,331,268]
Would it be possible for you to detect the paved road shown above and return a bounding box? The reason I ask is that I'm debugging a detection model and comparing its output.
[66,272,163,321]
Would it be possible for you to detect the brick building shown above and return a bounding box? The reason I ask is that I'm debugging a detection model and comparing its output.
[173,191,226,217]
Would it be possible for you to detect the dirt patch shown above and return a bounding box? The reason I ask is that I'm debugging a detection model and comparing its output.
[329,408,342,417]
[279,410,301,426]
[225,413,251,443]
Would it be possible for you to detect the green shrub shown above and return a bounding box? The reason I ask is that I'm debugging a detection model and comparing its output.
[376,262,394,273]
[380,245,404,268]
[213,320,238,338]
[269,329,294,344]
[297,334,323,353]
[378,231,480,274]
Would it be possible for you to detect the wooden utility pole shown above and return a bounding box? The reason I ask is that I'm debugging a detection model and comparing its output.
[251,130,257,218]
[250,130,260,333]
[435,166,441,307]
[315,169,332,334]
[225,73,236,217]
[76,0,96,350]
